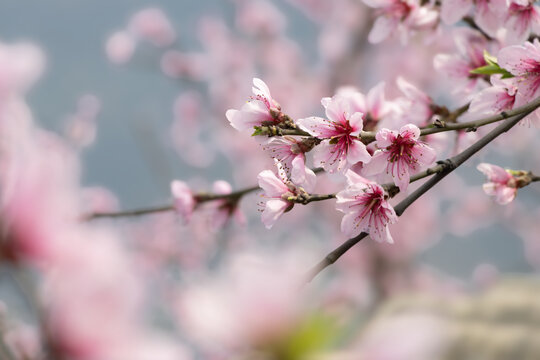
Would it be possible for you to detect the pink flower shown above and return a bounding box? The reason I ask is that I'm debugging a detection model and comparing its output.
[128,8,176,47]
[504,0,540,44]
[476,163,517,204]
[497,39,540,105]
[171,180,195,223]
[441,0,506,36]
[336,170,398,243]
[434,28,496,94]
[105,31,136,64]
[261,136,316,188]
[257,169,313,229]
[363,124,436,191]
[296,96,371,173]
[336,82,394,131]
[393,77,434,127]
[226,78,281,132]
[363,0,438,44]
[469,75,517,115]
[205,180,245,230]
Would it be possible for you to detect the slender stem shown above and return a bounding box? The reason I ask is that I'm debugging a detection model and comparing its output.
[304,106,537,283]
[260,97,540,145]
[292,193,336,205]
[531,175,540,182]
[85,205,174,220]
[85,169,324,220]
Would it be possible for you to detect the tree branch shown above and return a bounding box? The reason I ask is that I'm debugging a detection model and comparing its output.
[257,97,540,145]
[84,170,324,220]
[304,104,537,283]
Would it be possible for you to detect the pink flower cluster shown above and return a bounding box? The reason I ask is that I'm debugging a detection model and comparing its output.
[226,78,437,243]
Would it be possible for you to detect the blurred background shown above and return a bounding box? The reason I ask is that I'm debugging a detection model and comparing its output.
[1,1,540,359]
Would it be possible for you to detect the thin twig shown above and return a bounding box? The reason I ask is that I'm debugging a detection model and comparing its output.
[85,170,324,220]
[257,97,540,144]
[304,105,537,283]
[462,16,493,41]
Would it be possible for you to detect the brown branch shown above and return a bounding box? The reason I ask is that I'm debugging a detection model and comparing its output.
[260,97,540,145]
[84,169,324,220]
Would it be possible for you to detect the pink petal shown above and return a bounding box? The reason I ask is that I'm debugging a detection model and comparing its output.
[497,43,540,76]
[399,124,420,140]
[369,223,394,244]
[412,143,437,166]
[433,54,471,79]
[324,96,349,125]
[393,163,411,192]
[477,163,511,183]
[302,167,317,193]
[366,82,386,119]
[290,155,306,184]
[296,116,336,138]
[312,141,347,173]
[257,170,288,197]
[495,186,517,205]
[368,16,397,44]
[212,180,232,195]
[252,78,272,101]
[396,77,430,104]
[226,101,270,132]
[340,212,364,238]
[261,199,289,229]
[375,128,396,148]
[362,151,389,176]
[348,112,365,136]
[344,169,370,187]
[474,0,505,36]
[346,140,371,164]
[441,0,473,24]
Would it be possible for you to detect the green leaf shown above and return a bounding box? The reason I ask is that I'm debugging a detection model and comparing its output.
[470,52,514,79]
[483,50,498,66]
[470,64,502,75]
[470,65,513,79]
[251,126,263,136]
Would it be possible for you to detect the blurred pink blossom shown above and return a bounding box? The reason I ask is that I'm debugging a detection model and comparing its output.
[0,41,45,95]
[105,31,136,64]
[171,180,196,223]
[235,0,286,36]
[363,0,438,44]
[128,8,176,47]
[476,163,517,204]
[504,0,540,44]
[440,0,506,37]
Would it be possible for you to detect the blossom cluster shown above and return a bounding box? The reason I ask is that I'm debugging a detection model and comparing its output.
[223,77,437,243]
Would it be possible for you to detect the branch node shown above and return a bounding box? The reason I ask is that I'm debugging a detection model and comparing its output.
[436,158,457,171]
[433,118,446,128]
